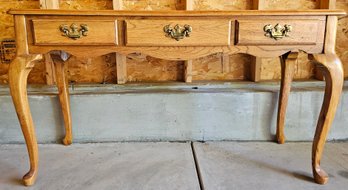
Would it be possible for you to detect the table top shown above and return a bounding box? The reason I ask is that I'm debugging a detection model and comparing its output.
[8,9,346,16]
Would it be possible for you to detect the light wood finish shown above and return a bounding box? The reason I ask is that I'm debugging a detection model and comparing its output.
[43,53,56,85]
[116,52,127,84]
[8,9,346,186]
[39,0,59,85]
[276,52,299,144]
[184,0,194,83]
[9,9,346,16]
[236,19,323,45]
[40,0,72,146]
[184,60,193,82]
[113,0,123,10]
[51,54,72,145]
[32,20,118,45]
[309,53,343,184]
[249,0,265,82]
[9,55,42,186]
[126,19,231,46]
[315,0,336,80]
[113,0,127,85]
[222,53,230,73]
[9,15,43,186]
[39,0,59,9]
[249,57,262,81]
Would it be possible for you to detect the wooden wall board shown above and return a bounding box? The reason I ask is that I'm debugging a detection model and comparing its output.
[265,0,317,10]
[261,52,315,80]
[192,54,250,81]
[59,0,113,10]
[193,0,253,10]
[66,54,117,84]
[126,53,184,82]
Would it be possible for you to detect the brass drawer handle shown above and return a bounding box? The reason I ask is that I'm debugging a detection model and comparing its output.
[163,24,192,41]
[59,23,89,40]
[263,24,292,40]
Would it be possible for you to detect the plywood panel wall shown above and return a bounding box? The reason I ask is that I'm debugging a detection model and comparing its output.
[0,0,347,84]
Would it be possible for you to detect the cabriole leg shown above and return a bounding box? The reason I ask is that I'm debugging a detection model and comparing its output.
[309,53,344,184]
[9,54,42,186]
[276,52,298,144]
[51,54,72,145]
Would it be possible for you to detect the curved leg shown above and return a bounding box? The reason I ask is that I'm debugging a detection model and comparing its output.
[9,54,42,186]
[51,54,72,145]
[276,52,298,144]
[309,53,344,184]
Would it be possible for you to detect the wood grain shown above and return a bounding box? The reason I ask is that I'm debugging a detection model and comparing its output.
[51,54,72,146]
[276,52,298,144]
[236,19,322,45]
[39,0,59,85]
[114,0,127,84]
[309,53,343,184]
[32,20,118,45]
[125,19,231,46]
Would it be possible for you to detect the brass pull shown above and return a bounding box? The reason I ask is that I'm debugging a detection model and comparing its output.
[59,23,88,40]
[163,24,192,41]
[263,24,292,40]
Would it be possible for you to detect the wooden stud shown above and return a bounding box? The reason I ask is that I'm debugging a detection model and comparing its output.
[40,0,59,9]
[185,0,194,83]
[113,0,123,9]
[222,53,230,73]
[40,0,59,85]
[249,0,266,82]
[113,0,127,84]
[116,53,127,84]
[276,52,298,144]
[317,0,336,9]
[249,57,262,82]
[185,60,193,82]
[252,0,266,10]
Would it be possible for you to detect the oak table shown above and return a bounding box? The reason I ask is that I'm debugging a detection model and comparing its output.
[8,9,346,186]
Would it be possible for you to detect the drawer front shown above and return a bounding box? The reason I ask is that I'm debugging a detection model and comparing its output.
[235,19,321,45]
[32,20,118,45]
[125,20,231,46]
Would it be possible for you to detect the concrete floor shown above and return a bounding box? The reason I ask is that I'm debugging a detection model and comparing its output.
[0,142,347,190]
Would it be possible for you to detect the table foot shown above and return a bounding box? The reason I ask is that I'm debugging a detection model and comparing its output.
[309,53,343,185]
[313,166,329,184]
[23,169,38,186]
[276,52,298,144]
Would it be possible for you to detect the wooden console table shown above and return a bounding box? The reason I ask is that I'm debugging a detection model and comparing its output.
[8,9,346,186]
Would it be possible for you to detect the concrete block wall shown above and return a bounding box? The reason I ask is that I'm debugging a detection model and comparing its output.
[0,81,347,143]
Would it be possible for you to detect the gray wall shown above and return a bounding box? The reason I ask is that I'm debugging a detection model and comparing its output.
[0,82,347,143]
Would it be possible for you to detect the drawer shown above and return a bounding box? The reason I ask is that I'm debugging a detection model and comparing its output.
[32,20,118,45]
[235,19,321,45]
[125,20,231,46]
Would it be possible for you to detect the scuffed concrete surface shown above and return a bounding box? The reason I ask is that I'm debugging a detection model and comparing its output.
[1,142,347,190]
[0,142,199,190]
[194,142,348,190]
